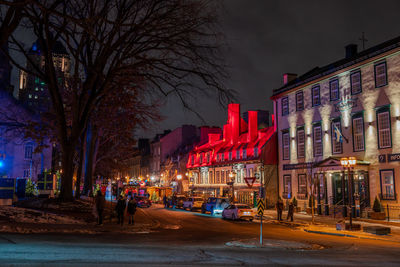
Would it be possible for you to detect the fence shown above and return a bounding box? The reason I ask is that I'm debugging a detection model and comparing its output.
[385,205,400,222]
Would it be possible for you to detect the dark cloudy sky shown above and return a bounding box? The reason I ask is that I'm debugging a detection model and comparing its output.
[139,0,400,138]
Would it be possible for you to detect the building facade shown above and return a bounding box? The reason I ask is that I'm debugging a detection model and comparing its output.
[186,103,277,207]
[272,37,400,215]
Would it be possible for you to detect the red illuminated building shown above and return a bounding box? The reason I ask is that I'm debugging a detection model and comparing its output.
[186,103,278,206]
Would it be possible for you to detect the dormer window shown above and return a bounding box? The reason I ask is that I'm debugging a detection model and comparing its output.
[199,154,203,164]
[242,149,247,159]
[217,154,220,162]
[236,150,240,159]
[254,147,259,157]
[228,151,232,160]
[221,153,225,161]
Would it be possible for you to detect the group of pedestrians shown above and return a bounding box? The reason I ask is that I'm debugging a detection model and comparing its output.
[276,198,294,222]
[94,191,137,226]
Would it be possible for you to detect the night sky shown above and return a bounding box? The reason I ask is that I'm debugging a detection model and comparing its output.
[142,0,400,138]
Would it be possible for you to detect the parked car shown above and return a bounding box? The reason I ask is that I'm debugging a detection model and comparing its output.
[222,204,255,221]
[135,196,152,208]
[176,195,187,209]
[183,197,204,211]
[201,197,230,215]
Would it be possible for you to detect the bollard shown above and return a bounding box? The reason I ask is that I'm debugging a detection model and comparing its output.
[387,204,390,222]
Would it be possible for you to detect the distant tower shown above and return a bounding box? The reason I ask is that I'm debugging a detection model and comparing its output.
[18,40,70,112]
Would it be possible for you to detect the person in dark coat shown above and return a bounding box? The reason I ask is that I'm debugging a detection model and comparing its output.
[276,198,283,221]
[172,194,177,209]
[163,195,168,208]
[116,195,126,226]
[287,201,294,222]
[95,191,105,225]
[127,197,137,225]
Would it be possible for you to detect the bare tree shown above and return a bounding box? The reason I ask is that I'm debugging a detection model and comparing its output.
[5,0,231,201]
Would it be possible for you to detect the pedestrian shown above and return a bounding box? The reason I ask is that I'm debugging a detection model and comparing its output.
[127,197,137,225]
[276,198,283,221]
[95,190,105,225]
[287,201,294,222]
[163,195,168,208]
[172,194,177,209]
[116,195,126,226]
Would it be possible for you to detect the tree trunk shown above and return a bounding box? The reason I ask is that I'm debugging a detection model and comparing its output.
[84,124,97,195]
[59,145,75,202]
[75,141,85,199]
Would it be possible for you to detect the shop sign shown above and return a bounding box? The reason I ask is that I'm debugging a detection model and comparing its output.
[283,163,313,170]
[388,153,400,162]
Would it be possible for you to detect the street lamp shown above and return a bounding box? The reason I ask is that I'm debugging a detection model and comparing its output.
[340,157,356,230]
[228,172,235,203]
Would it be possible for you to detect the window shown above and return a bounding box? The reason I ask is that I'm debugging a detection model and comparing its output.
[28,94,32,99]
[24,144,33,159]
[311,85,320,106]
[281,97,289,116]
[236,171,241,183]
[313,124,323,157]
[191,155,194,165]
[249,168,253,178]
[209,171,213,184]
[23,169,30,178]
[297,128,305,158]
[331,120,343,154]
[217,153,220,162]
[199,154,203,164]
[296,91,304,111]
[377,109,392,149]
[283,175,291,198]
[298,174,307,195]
[236,150,240,159]
[221,153,225,161]
[254,147,259,157]
[228,151,232,161]
[216,171,220,183]
[350,71,362,94]
[282,131,290,160]
[221,170,225,184]
[374,62,387,88]
[207,152,210,163]
[242,149,247,159]
[352,115,365,151]
[380,169,395,200]
[329,79,339,101]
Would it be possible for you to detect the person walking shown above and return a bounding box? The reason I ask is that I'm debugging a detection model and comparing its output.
[127,197,137,225]
[163,195,168,208]
[276,198,283,221]
[95,191,105,225]
[116,195,126,226]
[287,201,294,222]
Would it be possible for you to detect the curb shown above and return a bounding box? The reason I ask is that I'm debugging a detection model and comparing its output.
[303,229,400,243]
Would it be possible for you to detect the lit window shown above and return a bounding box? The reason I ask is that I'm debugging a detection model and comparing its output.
[380,169,395,200]
[296,91,304,111]
[281,97,289,116]
[313,124,323,157]
[352,115,364,151]
[374,62,387,88]
[28,94,32,99]
[311,85,320,106]
[282,131,290,160]
[377,109,391,149]
[298,174,307,195]
[297,128,305,158]
[329,79,339,101]
[350,71,362,94]
[35,87,39,91]
[331,120,343,154]
[34,95,38,99]
[283,175,291,199]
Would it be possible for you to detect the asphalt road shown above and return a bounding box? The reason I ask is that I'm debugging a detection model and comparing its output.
[0,205,400,266]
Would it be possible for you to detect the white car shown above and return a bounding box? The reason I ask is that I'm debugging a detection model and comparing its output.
[222,204,255,221]
[183,197,204,211]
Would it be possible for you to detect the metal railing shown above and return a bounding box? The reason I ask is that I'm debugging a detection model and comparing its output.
[385,204,400,221]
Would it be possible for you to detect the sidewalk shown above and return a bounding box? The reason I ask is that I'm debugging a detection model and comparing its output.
[260,209,400,243]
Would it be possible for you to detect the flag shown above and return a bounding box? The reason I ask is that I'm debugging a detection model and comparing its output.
[333,123,343,143]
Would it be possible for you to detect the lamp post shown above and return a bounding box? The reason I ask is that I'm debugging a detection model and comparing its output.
[177,174,182,194]
[340,157,356,230]
[229,172,235,203]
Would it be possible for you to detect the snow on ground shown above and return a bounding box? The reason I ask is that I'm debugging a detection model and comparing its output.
[0,206,83,224]
[225,238,325,250]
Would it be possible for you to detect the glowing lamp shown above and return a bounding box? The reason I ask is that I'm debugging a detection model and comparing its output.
[0,161,3,168]
[177,175,182,180]
[348,157,356,166]
[340,158,348,166]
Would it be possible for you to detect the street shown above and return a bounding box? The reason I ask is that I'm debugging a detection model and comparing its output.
[0,205,400,266]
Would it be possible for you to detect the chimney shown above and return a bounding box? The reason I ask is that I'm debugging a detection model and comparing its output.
[345,44,357,58]
[228,103,240,144]
[223,124,230,142]
[208,133,221,145]
[247,111,258,142]
[283,73,297,85]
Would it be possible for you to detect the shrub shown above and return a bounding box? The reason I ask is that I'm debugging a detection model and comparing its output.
[25,179,39,197]
[373,196,382,212]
